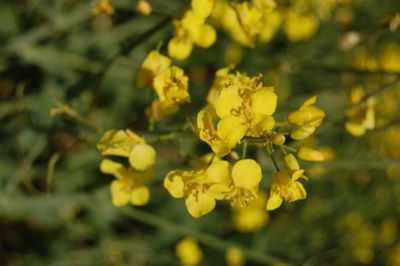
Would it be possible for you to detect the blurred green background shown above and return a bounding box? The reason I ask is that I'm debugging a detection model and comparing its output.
[1,0,399,265]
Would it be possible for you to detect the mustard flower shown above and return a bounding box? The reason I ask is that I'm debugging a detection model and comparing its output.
[284,9,318,42]
[287,96,325,140]
[146,99,179,122]
[226,247,246,266]
[136,0,152,16]
[137,50,172,88]
[266,169,308,210]
[100,159,153,206]
[168,1,216,60]
[164,160,231,218]
[97,129,156,171]
[175,237,203,266]
[153,66,190,104]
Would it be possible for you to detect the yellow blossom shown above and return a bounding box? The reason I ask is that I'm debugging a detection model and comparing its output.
[92,0,115,15]
[287,96,325,140]
[153,66,190,104]
[345,97,376,137]
[164,160,231,217]
[137,50,172,88]
[146,99,179,122]
[232,191,269,232]
[284,9,318,42]
[176,237,203,266]
[226,247,246,266]
[97,129,156,171]
[266,169,308,210]
[100,159,153,206]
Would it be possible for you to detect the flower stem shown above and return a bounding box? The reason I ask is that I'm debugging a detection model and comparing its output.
[241,142,248,159]
[266,145,280,171]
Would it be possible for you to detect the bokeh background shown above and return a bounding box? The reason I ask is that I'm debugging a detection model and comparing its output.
[1,0,400,265]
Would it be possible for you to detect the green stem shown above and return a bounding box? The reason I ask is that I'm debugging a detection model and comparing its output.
[119,207,287,265]
[266,145,280,171]
[46,152,61,198]
[241,142,248,159]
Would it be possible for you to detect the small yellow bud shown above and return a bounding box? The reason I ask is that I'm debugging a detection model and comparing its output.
[226,247,245,266]
[290,126,315,140]
[176,237,203,266]
[284,153,300,170]
[271,133,286,145]
[136,0,152,16]
[297,147,324,162]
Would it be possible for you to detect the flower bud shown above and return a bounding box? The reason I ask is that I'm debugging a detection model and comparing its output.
[297,147,324,162]
[290,125,315,140]
[284,153,300,170]
[271,133,286,145]
[136,0,152,15]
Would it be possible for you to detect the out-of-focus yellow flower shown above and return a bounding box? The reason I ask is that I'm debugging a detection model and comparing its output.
[136,0,152,16]
[164,160,231,217]
[97,129,156,171]
[287,96,325,140]
[284,9,318,42]
[368,126,400,157]
[146,99,179,122]
[345,87,376,137]
[259,10,282,43]
[352,46,379,72]
[168,1,216,60]
[266,169,307,210]
[297,147,324,162]
[92,0,115,15]
[176,237,203,266]
[137,50,172,88]
[232,191,269,232]
[100,159,153,206]
[226,247,246,266]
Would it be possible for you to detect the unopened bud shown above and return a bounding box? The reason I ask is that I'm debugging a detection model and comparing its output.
[271,133,286,145]
[284,153,300,170]
[297,147,324,162]
[137,0,152,16]
[290,126,315,140]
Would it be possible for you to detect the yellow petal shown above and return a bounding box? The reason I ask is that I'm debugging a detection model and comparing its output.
[206,160,230,184]
[248,113,275,137]
[110,180,131,206]
[163,170,186,198]
[129,143,156,170]
[130,186,150,206]
[168,37,193,60]
[146,99,179,122]
[345,121,366,137]
[266,193,283,210]
[185,193,216,218]
[214,86,243,118]
[297,147,324,162]
[250,88,277,115]
[97,129,141,157]
[208,183,231,200]
[192,0,214,19]
[100,159,125,179]
[217,116,247,147]
[302,96,317,106]
[136,50,172,88]
[289,181,307,201]
[232,159,262,188]
[194,24,216,48]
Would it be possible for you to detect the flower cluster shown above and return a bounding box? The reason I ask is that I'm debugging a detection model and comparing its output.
[97,129,156,206]
[168,0,216,60]
[137,50,190,122]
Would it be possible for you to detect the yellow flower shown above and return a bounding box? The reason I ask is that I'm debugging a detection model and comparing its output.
[97,129,156,171]
[153,66,190,104]
[197,110,235,157]
[100,159,153,206]
[345,97,376,137]
[284,9,318,42]
[164,160,231,218]
[232,191,269,232]
[226,247,246,266]
[206,64,235,104]
[175,237,203,266]
[297,147,324,162]
[287,96,325,140]
[168,6,216,60]
[137,50,172,88]
[92,0,115,15]
[229,159,263,207]
[266,169,308,210]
